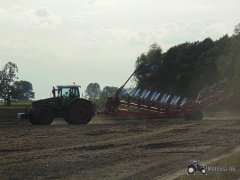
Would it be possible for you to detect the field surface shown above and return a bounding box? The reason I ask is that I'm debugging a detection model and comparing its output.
[0,111,239,179]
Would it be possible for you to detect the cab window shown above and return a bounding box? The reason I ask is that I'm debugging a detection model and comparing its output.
[69,87,80,97]
[58,87,80,97]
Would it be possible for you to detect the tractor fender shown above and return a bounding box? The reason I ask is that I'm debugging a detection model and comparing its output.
[68,98,95,115]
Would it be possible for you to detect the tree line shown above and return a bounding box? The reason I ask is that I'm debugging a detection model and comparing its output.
[135,23,240,98]
[85,83,118,109]
[88,23,240,109]
[0,62,34,106]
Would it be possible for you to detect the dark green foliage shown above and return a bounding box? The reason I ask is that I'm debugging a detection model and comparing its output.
[92,96,106,110]
[13,81,35,100]
[100,86,118,98]
[135,33,240,97]
[93,86,118,110]
[85,83,101,99]
[0,62,35,105]
[234,23,240,36]
[85,84,118,109]
[135,43,163,90]
[0,62,18,106]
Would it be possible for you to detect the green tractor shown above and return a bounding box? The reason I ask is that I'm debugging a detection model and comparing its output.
[18,85,95,125]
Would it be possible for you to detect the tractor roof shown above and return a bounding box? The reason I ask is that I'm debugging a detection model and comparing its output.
[57,85,81,89]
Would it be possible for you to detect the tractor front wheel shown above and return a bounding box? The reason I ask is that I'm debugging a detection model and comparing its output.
[30,106,54,125]
[65,101,93,125]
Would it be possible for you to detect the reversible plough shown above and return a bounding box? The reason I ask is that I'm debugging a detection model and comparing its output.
[98,65,225,120]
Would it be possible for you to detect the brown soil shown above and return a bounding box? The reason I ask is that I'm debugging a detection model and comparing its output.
[0,111,239,179]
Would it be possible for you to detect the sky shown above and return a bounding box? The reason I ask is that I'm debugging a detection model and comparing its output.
[0,0,239,99]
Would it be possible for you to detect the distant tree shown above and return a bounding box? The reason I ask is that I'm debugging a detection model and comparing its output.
[232,50,240,94]
[13,81,35,100]
[100,86,118,98]
[0,62,18,106]
[135,43,162,68]
[135,43,162,88]
[147,43,163,62]
[85,83,101,99]
[234,23,240,35]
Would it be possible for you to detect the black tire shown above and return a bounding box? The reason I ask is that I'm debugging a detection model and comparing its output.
[200,167,207,175]
[30,106,54,125]
[192,110,204,120]
[65,100,93,125]
[184,113,192,120]
[184,110,203,120]
[187,165,196,175]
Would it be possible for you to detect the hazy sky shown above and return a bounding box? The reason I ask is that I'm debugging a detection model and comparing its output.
[0,0,239,99]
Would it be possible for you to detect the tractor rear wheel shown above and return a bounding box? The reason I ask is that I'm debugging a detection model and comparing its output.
[30,106,54,125]
[65,100,93,125]
[192,110,204,120]
[184,113,192,120]
[184,110,203,120]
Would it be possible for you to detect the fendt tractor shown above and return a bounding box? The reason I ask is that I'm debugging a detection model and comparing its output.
[18,85,95,125]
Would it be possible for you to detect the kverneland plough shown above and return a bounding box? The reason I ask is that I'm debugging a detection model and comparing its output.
[98,65,225,120]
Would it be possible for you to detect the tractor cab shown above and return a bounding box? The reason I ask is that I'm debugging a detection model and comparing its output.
[56,85,81,99]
